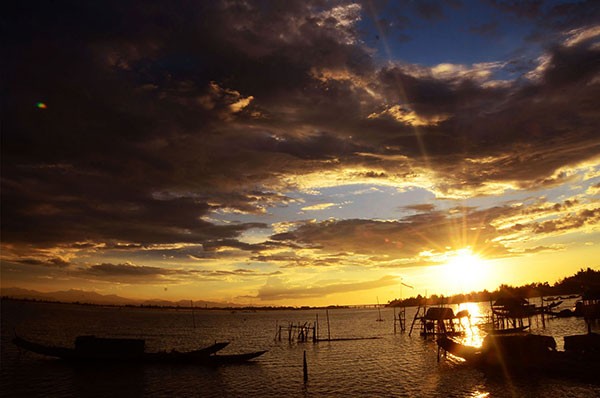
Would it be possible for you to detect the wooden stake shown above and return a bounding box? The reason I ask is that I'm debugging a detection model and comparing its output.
[326,309,331,341]
[303,350,308,383]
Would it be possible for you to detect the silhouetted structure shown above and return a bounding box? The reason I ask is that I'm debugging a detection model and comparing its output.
[490,296,535,330]
[580,289,600,332]
[409,305,470,337]
[393,307,406,333]
[275,321,317,343]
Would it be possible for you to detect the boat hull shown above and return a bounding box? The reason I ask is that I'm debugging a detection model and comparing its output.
[13,336,265,365]
[437,334,600,382]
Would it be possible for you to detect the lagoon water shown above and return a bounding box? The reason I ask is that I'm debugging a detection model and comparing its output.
[1,299,599,397]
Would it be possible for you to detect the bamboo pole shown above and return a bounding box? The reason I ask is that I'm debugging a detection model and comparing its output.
[303,351,308,383]
[408,305,421,336]
[326,309,331,341]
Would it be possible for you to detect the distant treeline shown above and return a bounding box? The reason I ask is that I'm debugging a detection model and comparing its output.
[388,267,600,307]
[0,296,352,311]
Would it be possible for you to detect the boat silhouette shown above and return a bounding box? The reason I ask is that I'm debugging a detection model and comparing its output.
[13,334,266,365]
[437,332,600,382]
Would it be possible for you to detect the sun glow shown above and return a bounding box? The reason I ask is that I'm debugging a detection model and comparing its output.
[441,248,490,293]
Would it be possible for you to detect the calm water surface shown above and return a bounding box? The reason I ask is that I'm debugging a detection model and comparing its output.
[1,299,599,397]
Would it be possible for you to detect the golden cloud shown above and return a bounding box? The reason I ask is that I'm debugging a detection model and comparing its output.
[368,105,449,126]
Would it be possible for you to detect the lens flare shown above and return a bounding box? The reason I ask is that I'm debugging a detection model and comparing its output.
[442,247,490,293]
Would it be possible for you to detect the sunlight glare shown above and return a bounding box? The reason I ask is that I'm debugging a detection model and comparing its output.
[442,248,490,294]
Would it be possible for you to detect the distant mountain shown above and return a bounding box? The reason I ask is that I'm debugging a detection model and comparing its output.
[0,287,242,307]
[1,287,138,305]
[1,287,49,301]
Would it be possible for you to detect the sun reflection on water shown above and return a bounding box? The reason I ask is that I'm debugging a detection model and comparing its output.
[456,302,487,348]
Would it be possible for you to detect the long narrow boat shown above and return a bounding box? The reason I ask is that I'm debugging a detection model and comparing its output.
[206,350,269,365]
[13,335,266,365]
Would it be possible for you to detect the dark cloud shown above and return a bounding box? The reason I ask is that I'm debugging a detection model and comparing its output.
[542,42,600,87]
[402,204,436,213]
[74,262,192,284]
[271,213,497,258]
[75,262,281,284]
[518,246,564,254]
[532,207,600,234]
[1,0,599,278]
[270,199,599,261]
[201,238,271,253]
[192,268,282,277]
[17,258,71,268]
[85,263,178,277]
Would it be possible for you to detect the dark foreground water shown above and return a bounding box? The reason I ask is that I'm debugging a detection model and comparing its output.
[1,299,599,397]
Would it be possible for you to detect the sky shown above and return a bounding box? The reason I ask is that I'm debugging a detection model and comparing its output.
[2,0,599,306]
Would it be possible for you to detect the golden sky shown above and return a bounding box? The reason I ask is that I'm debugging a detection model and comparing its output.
[2,1,599,305]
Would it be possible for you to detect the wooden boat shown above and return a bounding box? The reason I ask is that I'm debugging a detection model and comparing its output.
[437,333,599,382]
[206,350,268,365]
[13,335,266,365]
[564,332,600,353]
[553,308,575,318]
[546,300,563,309]
[438,333,556,367]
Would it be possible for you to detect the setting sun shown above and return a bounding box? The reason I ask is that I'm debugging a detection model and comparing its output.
[441,248,491,293]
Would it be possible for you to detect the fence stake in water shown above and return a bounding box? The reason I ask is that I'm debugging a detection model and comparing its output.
[303,350,308,383]
[326,309,331,341]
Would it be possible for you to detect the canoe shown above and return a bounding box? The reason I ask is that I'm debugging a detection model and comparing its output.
[206,350,269,365]
[13,335,265,365]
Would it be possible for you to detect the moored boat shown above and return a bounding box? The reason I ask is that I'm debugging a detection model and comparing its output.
[437,333,600,382]
[13,334,266,365]
[205,350,269,365]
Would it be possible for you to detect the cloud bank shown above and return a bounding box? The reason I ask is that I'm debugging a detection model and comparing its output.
[2,1,599,298]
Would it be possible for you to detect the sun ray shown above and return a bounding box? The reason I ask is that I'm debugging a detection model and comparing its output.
[441,247,491,293]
